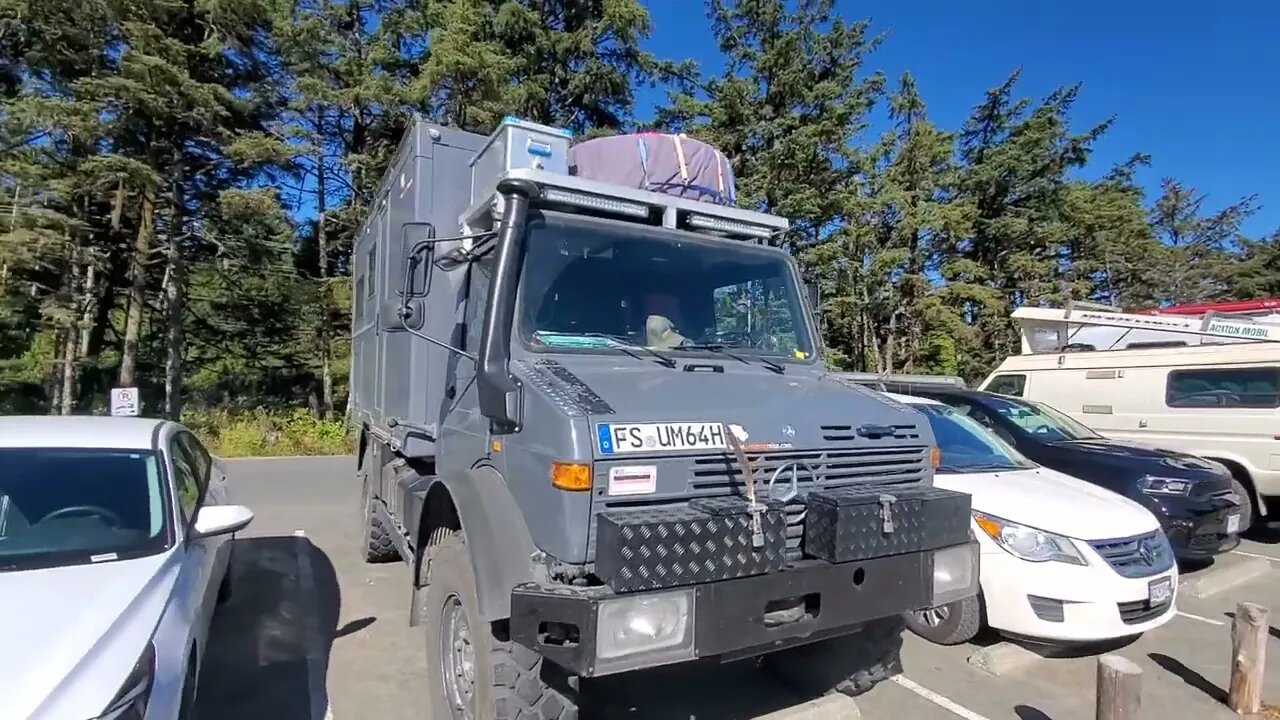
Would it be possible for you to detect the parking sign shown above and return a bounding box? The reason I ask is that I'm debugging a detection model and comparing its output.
[111,387,139,417]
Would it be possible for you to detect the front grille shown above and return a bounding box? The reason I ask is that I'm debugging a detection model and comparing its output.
[820,424,922,443]
[1089,531,1175,578]
[593,444,930,562]
[691,446,929,560]
[688,446,930,490]
[1118,597,1172,625]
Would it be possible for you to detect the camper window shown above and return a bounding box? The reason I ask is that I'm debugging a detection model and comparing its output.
[1165,367,1280,409]
[985,374,1026,397]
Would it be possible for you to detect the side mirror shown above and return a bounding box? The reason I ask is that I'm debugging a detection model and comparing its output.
[191,504,254,539]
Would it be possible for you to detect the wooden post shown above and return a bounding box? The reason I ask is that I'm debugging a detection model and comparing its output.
[1096,654,1142,720]
[1229,601,1269,715]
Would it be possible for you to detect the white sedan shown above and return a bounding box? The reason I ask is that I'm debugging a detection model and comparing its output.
[887,393,1178,645]
[0,416,253,719]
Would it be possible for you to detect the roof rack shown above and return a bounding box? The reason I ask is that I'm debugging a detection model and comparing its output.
[1013,305,1280,344]
[832,372,968,390]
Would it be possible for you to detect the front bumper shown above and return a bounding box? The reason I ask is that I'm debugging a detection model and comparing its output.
[510,542,978,677]
[979,546,1178,643]
[1143,494,1242,558]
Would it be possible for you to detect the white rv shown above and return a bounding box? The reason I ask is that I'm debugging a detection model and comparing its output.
[979,298,1280,529]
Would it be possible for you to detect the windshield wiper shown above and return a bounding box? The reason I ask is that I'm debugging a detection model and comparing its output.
[674,343,785,374]
[577,333,677,369]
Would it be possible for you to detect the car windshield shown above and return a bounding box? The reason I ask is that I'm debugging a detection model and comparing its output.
[981,395,1101,442]
[917,405,1035,473]
[0,448,168,571]
[517,214,815,360]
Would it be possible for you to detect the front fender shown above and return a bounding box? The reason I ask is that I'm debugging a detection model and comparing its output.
[415,467,539,622]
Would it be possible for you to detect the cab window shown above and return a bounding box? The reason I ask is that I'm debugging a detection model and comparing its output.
[985,374,1026,397]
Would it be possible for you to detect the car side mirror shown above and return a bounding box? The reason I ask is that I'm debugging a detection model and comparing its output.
[191,504,254,538]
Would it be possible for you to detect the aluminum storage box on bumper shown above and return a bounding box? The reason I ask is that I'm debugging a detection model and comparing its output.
[510,486,978,677]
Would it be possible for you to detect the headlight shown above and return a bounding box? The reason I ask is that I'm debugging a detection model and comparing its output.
[93,642,155,720]
[973,511,1086,565]
[1139,476,1194,496]
[595,589,695,674]
[931,543,979,605]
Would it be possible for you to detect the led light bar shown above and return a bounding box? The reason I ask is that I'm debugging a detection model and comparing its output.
[685,213,776,240]
[540,187,651,219]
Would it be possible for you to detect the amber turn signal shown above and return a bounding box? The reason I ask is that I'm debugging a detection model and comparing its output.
[551,462,592,491]
[930,446,941,468]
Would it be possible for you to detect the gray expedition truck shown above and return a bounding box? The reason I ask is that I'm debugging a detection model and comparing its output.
[350,117,978,719]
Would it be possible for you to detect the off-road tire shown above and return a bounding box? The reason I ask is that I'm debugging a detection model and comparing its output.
[1230,477,1255,533]
[424,532,579,720]
[761,616,905,697]
[904,595,981,646]
[359,465,398,564]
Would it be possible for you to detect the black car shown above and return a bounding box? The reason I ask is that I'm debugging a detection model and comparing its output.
[869,383,1243,559]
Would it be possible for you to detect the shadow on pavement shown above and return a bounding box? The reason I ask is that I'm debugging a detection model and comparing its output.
[1244,521,1280,545]
[1148,652,1227,704]
[195,536,345,719]
[583,657,816,719]
[1013,705,1055,720]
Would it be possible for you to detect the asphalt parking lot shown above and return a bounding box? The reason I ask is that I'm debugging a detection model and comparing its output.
[197,456,1280,719]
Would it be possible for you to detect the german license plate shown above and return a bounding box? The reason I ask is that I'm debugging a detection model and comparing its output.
[1148,576,1173,605]
[597,422,727,455]
[1227,513,1241,535]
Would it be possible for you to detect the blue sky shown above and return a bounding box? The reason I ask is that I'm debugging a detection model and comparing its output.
[636,0,1279,239]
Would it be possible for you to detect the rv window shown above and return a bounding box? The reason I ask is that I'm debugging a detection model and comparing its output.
[985,374,1026,397]
[1166,367,1280,409]
[367,246,377,298]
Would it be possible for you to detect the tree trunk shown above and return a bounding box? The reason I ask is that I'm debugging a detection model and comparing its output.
[59,251,84,415]
[119,187,155,388]
[164,177,185,420]
[48,328,64,415]
[77,255,97,361]
[317,150,333,420]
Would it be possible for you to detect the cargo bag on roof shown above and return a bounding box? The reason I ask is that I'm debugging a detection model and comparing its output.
[567,132,737,206]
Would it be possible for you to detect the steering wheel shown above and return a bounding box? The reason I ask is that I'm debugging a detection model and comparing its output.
[38,505,126,528]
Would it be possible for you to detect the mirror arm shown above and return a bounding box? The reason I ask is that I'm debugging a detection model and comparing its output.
[398,318,476,362]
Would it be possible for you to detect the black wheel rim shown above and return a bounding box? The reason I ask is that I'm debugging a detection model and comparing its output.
[440,594,476,720]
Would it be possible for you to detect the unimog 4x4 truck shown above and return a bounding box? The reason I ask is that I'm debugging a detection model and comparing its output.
[350,117,979,719]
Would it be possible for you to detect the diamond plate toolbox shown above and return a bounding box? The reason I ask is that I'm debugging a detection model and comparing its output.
[804,486,971,563]
[595,496,787,593]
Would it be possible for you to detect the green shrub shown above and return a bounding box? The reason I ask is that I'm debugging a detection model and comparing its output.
[184,408,354,458]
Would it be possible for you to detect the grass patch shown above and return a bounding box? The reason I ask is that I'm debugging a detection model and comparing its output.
[184,408,354,458]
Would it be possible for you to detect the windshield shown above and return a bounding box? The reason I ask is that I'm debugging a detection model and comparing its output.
[0,449,169,571]
[917,405,1035,472]
[516,214,815,360]
[981,395,1101,441]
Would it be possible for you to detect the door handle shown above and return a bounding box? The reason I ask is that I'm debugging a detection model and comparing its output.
[1138,419,1148,428]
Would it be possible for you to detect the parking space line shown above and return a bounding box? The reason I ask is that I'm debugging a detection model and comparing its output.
[890,676,992,720]
[1176,610,1226,626]
[294,530,335,720]
[1231,549,1279,562]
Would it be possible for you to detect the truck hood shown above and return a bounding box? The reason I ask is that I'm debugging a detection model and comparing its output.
[934,466,1159,541]
[526,357,925,451]
[0,552,177,719]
